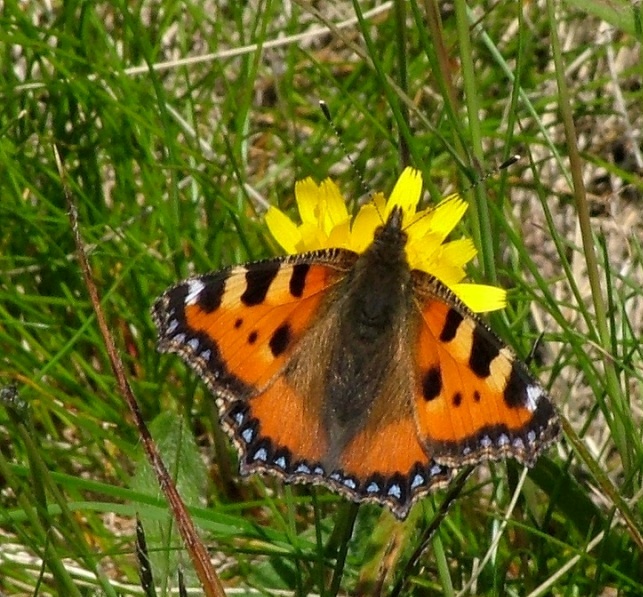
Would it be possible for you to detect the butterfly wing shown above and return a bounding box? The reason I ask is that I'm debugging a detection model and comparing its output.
[410,270,560,467]
[153,251,352,483]
[154,254,350,400]
[311,346,453,518]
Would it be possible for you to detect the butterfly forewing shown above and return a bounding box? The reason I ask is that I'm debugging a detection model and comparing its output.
[154,254,350,401]
[411,270,560,467]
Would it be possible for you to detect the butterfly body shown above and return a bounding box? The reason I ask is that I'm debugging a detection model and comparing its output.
[154,206,559,519]
[315,208,413,456]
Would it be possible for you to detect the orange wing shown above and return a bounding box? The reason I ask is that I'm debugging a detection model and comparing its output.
[411,271,560,468]
[222,371,453,519]
[153,251,354,403]
[323,365,453,518]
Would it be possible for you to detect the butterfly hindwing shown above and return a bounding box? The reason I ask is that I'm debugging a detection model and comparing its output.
[325,375,454,517]
[411,270,560,467]
[223,388,453,519]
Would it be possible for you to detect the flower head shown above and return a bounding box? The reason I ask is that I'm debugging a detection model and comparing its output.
[265,167,506,313]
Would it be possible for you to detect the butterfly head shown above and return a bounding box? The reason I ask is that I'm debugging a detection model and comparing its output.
[382,204,404,231]
[371,205,407,252]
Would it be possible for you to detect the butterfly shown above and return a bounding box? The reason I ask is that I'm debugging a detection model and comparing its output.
[152,169,560,519]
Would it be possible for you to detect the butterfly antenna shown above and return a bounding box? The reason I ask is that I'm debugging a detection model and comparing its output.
[525,331,545,367]
[461,154,521,194]
[319,101,380,216]
[398,154,520,235]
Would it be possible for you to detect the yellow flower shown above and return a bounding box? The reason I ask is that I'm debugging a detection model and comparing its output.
[265,167,506,313]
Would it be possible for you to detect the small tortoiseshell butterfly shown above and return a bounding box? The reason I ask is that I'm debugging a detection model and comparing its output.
[153,168,560,519]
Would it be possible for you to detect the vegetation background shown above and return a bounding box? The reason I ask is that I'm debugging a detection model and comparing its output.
[1,0,642,595]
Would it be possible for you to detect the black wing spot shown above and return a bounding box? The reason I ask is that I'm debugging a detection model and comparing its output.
[198,275,227,313]
[269,323,292,357]
[422,367,442,401]
[452,392,462,407]
[242,263,280,306]
[504,365,527,408]
[290,263,310,298]
[234,318,243,329]
[440,308,463,342]
[248,330,258,345]
[469,326,500,378]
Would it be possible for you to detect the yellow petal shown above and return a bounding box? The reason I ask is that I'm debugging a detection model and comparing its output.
[452,283,507,313]
[349,203,381,252]
[265,207,301,253]
[439,238,477,268]
[296,222,325,252]
[294,178,320,225]
[386,167,423,215]
[327,219,352,249]
[372,192,387,214]
[406,231,442,271]
[419,194,468,242]
[319,178,349,233]
[429,263,468,286]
